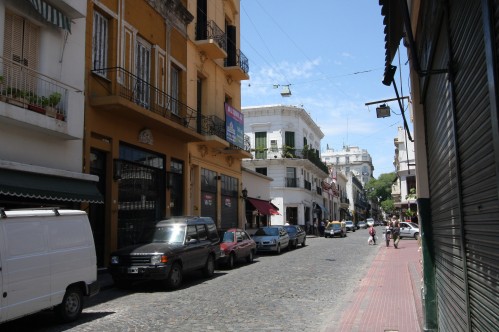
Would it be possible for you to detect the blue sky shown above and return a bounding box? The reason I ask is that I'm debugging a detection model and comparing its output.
[240,0,411,178]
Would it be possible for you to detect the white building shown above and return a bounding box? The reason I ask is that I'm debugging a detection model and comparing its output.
[392,126,416,214]
[242,105,330,227]
[0,0,101,207]
[322,145,374,187]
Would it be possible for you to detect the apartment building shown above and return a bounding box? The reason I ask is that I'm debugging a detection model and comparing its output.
[242,105,330,227]
[321,145,374,187]
[0,2,102,208]
[84,0,250,266]
[392,126,416,216]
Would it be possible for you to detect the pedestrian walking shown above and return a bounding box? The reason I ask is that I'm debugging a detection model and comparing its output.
[368,225,377,245]
[384,222,392,247]
[392,221,401,248]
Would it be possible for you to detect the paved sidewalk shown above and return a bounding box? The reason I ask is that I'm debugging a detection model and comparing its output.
[325,238,423,332]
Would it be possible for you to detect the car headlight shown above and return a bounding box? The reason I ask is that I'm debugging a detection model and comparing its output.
[220,250,226,257]
[151,254,168,265]
[271,239,276,244]
[111,256,119,264]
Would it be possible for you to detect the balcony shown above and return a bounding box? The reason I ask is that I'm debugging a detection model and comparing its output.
[199,115,252,158]
[250,147,329,174]
[195,20,227,59]
[0,56,81,138]
[89,67,203,141]
[285,177,298,188]
[224,49,249,81]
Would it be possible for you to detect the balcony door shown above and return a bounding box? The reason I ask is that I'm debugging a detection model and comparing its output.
[135,37,151,108]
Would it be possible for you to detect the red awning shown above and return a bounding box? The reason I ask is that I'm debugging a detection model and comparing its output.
[247,197,280,215]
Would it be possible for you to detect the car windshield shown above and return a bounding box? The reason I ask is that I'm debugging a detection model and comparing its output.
[220,231,235,243]
[254,228,278,236]
[284,227,296,234]
[409,222,419,228]
[138,224,185,244]
[345,221,353,225]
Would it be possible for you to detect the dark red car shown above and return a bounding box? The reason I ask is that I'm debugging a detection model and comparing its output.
[218,228,256,269]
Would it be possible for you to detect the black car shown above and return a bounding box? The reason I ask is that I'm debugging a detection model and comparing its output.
[284,225,306,249]
[109,216,220,289]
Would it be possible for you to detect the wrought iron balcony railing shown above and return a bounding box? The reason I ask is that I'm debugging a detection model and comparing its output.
[250,147,329,174]
[195,20,227,52]
[91,67,198,130]
[0,56,68,121]
[224,49,249,74]
[285,177,298,188]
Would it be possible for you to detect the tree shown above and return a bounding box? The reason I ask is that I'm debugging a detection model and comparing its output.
[364,172,397,202]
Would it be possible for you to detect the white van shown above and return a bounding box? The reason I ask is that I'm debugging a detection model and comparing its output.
[0,208,99,324]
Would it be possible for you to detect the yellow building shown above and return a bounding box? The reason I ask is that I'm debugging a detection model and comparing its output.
[84,0,250,267]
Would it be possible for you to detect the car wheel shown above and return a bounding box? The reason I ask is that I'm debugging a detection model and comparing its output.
[276,244,281,254]
[55,286,83,323]
[246,250,254,263]
[202,255,215,277]
[166,263,183,289]
[353,229,356,232]
[301,238,306,247]
[414,232,419,240]
[227,253,235,269]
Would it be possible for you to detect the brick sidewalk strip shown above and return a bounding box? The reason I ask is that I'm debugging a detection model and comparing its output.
[325,239,423,332]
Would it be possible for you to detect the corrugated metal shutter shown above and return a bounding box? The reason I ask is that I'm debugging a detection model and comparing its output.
[423,7,468,331]
[451,1,499,330]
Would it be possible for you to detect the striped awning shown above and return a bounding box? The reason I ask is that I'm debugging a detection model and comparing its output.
[28,0,71,33]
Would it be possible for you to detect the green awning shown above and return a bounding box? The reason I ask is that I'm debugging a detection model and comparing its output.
[28,0,71,33]
[0,168,103,203]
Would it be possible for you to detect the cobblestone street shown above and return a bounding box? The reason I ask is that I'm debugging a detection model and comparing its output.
[5,229,383,332]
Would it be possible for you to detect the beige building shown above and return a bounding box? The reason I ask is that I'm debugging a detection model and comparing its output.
[84,0,250,266]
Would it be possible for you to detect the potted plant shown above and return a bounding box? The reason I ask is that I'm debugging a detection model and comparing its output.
[46,92,62,118]
[6,88,29,108]
[27,93,47,115]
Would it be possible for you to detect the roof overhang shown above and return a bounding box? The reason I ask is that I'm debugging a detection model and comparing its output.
[379,0,405,84]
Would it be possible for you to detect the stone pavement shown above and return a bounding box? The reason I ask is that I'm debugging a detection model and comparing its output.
[325,238,423,332]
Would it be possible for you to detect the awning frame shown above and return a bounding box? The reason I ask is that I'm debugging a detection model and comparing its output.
[28,0,72,33]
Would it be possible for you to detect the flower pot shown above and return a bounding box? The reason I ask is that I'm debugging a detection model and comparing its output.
[45,106,57,118]
[28,104,46,115]
[7,97,28,108]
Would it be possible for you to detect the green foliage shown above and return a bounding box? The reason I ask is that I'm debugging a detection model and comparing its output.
[48,92,62,106]
[381,199,395,215]
[365,172,397,202]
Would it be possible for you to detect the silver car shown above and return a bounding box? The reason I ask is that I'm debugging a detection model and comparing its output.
[399,222,420,240]
[252,226,290,254]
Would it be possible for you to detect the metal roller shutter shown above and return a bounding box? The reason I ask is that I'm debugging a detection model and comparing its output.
[451,1,499,330]
[422,5,468,330]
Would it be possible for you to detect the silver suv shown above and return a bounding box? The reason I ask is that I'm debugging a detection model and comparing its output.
[399,222,420,240]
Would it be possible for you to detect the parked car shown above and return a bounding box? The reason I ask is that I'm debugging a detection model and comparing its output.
[366,218,375,227]
[284,225,306,248]
[399,222,420,240]
[109,216,220,290]
[324,221,347,238]
[252,226,290,254]
[218,228,256,269]
[344,220,355,232]
[358,221,368,229]
[0,209,99,324]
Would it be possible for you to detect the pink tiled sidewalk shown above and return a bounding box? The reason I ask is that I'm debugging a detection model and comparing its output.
[326,239,423,332]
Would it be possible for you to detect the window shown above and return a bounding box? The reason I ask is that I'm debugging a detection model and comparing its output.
[346,156,350,164]
[196,224,208,241]
[3,11,40,91]
[255,167,267,176]
[255,132,267,159]
[92,11,108,75]
[171,65,180,115]
[186,225,198,242]
[135,37,151,108]
[270,140,278,152]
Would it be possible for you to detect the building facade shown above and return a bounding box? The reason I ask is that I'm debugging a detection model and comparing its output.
[0,1,102,208]
[322,145,374,187]
[84,0,250,266]
[242,105,330,227]
[380,0,499,330]
[392,126,416,219]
